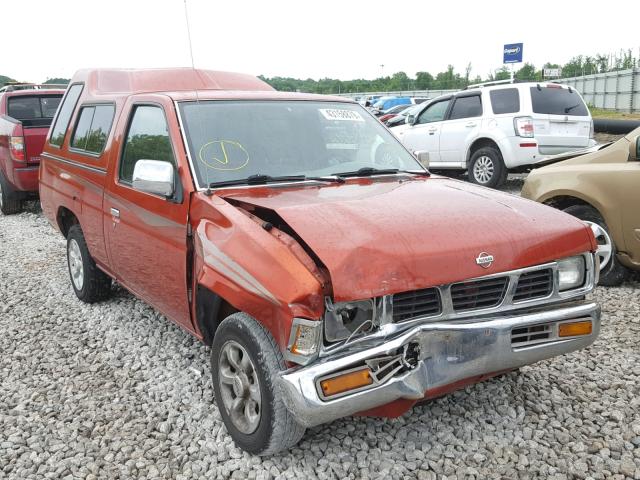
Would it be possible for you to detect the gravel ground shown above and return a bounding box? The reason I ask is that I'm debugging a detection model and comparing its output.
[1,164,639,479]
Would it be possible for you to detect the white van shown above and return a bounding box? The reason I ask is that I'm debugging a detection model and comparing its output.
[390,81,595,188]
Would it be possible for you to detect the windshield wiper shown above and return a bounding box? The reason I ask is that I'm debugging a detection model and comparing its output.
[331,167,430,178]
[208,173,345,189]
[564,103,581,113]
[209,174,305,188]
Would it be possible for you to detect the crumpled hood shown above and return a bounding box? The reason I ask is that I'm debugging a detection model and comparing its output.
[223,178,594,301]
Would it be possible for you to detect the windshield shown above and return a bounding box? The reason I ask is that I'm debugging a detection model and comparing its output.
[179,100,422,188]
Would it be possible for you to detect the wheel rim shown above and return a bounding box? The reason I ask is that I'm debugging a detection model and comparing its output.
[0,181,4,209]
[473,156,494,184]
[68,239,84,290]
[218,341,261,434]
[585,221,613,270]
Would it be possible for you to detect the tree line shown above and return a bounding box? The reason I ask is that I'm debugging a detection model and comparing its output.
[260,49,639,94]
[1,49,637,93]
[0,76,70,88]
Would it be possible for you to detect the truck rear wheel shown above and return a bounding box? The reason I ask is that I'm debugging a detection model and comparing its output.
[67,224,112,302]
[468,146,507,189]
[0,172,22,215]
[563,205,627,286]
[211,312,305,455]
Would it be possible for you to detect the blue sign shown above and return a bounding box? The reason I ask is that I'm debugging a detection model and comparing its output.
[503,43,523,64]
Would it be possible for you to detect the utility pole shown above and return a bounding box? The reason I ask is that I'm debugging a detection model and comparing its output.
[380,64,384,78]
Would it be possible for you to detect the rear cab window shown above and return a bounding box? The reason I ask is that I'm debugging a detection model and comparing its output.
[7,95,62,127]
[490,88,520,114]
[70,104,115,155]
[530,86,588,116]
[49,84,84,147]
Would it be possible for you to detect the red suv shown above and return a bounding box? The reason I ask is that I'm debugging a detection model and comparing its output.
[0,84,65,214]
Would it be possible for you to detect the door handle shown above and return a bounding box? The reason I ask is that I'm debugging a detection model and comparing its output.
[465,122,477,127]
[110,207,120,218]
[427,127,437,135]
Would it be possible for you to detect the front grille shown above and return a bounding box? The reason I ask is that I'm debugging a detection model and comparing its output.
[450,277,508,311]
[392,288,441,322]
[511,323,552,347]
[513,268,553,302]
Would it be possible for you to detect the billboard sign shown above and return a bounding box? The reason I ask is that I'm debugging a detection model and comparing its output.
[544,68,562,78]
[503,43,523,64]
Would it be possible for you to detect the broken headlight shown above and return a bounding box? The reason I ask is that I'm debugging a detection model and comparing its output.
[324,298,376,342]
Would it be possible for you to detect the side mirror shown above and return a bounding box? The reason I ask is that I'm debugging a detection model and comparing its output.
[132,159,175,197]
[406,114,415,125]
[416,151,429,168]
[630,136,640,161]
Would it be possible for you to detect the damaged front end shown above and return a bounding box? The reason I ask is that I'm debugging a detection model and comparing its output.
[276,254,601,427]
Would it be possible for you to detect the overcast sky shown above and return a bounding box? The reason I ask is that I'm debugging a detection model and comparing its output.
[5,0,639,83]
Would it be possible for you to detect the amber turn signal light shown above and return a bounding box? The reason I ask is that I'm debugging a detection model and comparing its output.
[320,368,373,397]
[559,320,592,337]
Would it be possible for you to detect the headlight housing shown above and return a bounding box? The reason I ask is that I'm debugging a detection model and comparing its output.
[285,318,322,365]
[324,299,376,343]
[557,255,586,291]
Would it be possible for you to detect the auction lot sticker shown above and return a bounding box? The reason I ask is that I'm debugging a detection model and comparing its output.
[320,109,365,122]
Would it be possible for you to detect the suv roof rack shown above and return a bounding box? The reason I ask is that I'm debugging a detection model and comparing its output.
[0,82,68,93]
[464,79,524,90]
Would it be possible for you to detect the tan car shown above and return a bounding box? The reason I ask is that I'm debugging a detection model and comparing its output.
[522,128,640,286]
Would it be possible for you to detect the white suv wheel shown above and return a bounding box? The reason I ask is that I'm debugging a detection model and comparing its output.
[473,156,494,184]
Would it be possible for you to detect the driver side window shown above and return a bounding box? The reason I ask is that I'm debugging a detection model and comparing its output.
[416,100,451,125]
[119,105,176,184]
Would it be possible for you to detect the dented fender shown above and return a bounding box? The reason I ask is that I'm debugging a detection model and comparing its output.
[189,192,326,350]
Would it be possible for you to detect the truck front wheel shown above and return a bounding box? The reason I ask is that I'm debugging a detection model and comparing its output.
[211,313,305,455]
[0,172,22,215]
[66,224,112,302]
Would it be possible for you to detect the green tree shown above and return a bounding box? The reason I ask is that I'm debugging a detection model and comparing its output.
[389,71,409,91]
[464,62,472,87]
[494,66,510,81]
[0,75,16,87]
[44,77,70,85]
[516,63,537,81]
[415,71,433,90]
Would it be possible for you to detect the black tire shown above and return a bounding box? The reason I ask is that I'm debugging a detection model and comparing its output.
[66,224,112,302]
[211,313,305,455]
[468,146,508,189]
[0,171,22,215]
[563,205,627,286]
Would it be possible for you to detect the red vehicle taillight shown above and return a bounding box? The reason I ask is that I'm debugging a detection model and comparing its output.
[9,136,25,162]
[514,117,534,138]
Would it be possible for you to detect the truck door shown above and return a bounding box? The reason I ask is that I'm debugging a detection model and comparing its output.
[103,100,193,331]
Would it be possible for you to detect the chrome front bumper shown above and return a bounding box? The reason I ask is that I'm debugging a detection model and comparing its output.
[277,302,600,428]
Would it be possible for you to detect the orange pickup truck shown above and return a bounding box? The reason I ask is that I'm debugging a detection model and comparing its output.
[0,84,64,214]
[40,68,601,455]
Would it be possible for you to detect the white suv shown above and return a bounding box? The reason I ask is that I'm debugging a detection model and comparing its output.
[390,81,596,188]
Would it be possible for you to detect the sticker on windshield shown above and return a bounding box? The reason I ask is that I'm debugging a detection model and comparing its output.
[319,109,365,122]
